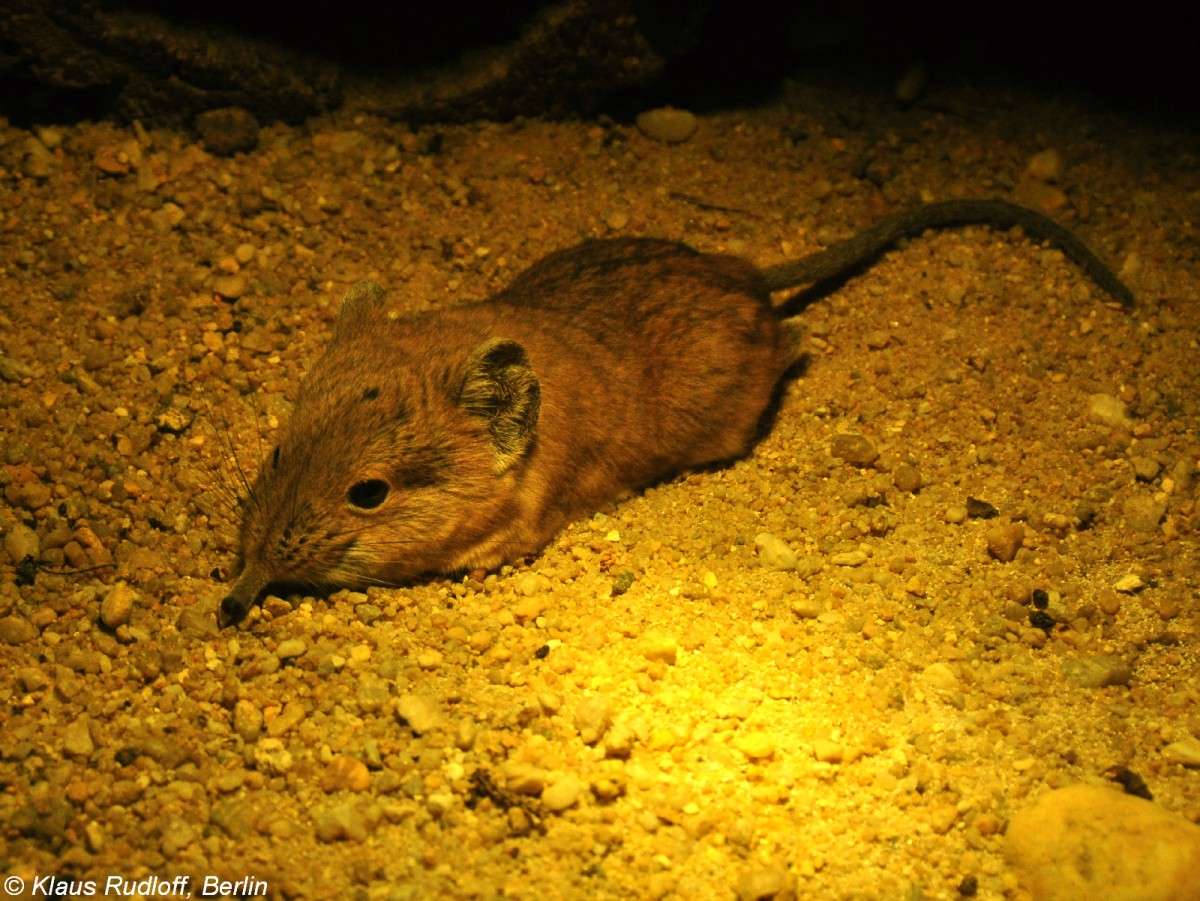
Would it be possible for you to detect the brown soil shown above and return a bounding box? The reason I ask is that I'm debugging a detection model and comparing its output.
[1,77,1198,900]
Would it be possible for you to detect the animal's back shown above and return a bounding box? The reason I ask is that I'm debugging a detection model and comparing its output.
[486,238,796,479]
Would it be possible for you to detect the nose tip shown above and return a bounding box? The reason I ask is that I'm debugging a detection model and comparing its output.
[221,594,246,621]
[219,568,268,627]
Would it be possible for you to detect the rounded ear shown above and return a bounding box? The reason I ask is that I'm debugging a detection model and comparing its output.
[458,338,540,472]
[335,280,387,338]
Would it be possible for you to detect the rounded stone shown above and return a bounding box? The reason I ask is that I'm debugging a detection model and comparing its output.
[321,755,371,793]
[541,774,584,812]
[275,638,307,660]
[211,273,248,300]
[1005,784,1200,901]
[0,615,39,644]
[100,582,136,629]
[830,432,879,467]
[635,107,698,144]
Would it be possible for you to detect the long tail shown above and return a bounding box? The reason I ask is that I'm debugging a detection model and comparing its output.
[759,198,1132,306]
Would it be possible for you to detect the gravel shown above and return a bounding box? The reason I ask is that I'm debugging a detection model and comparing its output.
[0,77,1197,900]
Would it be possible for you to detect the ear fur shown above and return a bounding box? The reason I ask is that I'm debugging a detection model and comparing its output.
[336,280,387,338]
[459,338,540,472]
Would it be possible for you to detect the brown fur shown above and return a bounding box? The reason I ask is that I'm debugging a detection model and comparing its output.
[221,200,1131,624]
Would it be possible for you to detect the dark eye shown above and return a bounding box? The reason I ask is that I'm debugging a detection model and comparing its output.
[347,479,390,509]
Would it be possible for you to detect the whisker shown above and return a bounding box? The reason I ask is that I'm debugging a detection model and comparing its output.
[252,402,267,490]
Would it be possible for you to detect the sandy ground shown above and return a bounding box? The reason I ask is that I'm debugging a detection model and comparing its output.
[1,74,1198,900]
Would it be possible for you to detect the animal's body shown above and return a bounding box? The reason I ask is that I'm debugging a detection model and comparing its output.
[221,199,1131,623]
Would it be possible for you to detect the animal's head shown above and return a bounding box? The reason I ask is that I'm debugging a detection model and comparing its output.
[221,280,540,624]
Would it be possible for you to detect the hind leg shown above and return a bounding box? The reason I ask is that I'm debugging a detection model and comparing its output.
[779,317,807,368]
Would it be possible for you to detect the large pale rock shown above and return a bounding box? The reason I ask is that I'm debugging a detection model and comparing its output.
[1005,784,1200,901]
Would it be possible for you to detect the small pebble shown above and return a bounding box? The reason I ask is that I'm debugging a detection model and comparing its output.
[455,718,478,751]
[574,695,614,745]
[516,572,548,596]
[396,693,445,734]
[212,274,248,300]
[329,130,366,153]
[790,596,823,619]
[612,570,636,595]
[929,805,961,835]
[734,732,776,760]
[1123,494,1167,532]
[985,522,1024,562]
[176,605,218,638]
[502,761,549,795]
[1118,250,1142,281]
[735,862,795,901]
[754,532,798,571]
[160,819,195,857]
[84,822,106,853]
[313,802,367,842]
[195,107,260,155]
[640,631,678,664]
[974,812,1003,837]
[606,210,630,230]
[1026,148,1065,183]
[151,203,186,232]
[1088,393,1130,428]
[22,144,55,179]
[63,719,95,758]
[266,701,307,737]
[16,666,49,692]
[234,700,262,743]
[944,505,968,524]
[0,354,35,383]
[1043,511,1072,531]
[893,463,923,493]
[541,775,585,812]
[321,755,371,793]
[100,582,136,629]
[830,432,879,467]
[1062,655,1132,689]
[1129,455,1162,481]
[1113,573,1146,593]
[922,662,960,691]
[829,550,867,566]
[1162,738,1200,767]
[635,107,698,144]
[4,522,40,564]
[513,594,547,621]
[35,125,63,149]
[275,638,307,660]
[93,144,130,175]
[253,738,294,775]
[864,329,892,349]
[604,722,635,760]
[0,615,39,644]
[811,739,844,763]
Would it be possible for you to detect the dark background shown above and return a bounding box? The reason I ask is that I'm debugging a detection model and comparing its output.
[1,0,1195,127]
